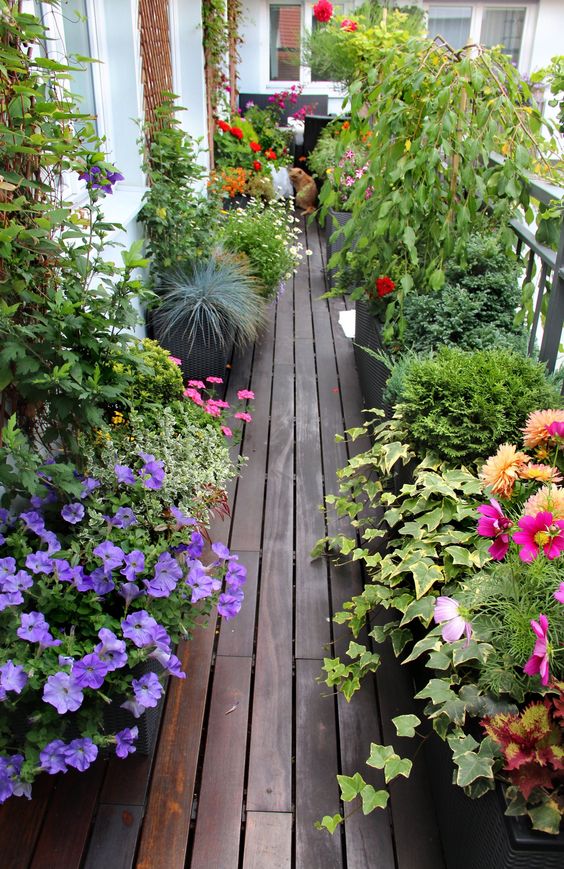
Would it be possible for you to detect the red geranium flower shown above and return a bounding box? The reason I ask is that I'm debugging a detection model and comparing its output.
[376,277,396,297]
[252,160,262,171]
[230,126,244,139]
[265,149,277,160]
[217,119,231,132]
[249,141,262,153]
[313,0,333,23]
[340,18,358,32]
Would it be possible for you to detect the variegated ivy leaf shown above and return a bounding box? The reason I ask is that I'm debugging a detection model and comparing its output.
[316,814,344,834]
[392,714,421,738]
[337,772,365,802]
[360,784,389,814]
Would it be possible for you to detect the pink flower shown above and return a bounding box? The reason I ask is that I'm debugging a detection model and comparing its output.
[168,356,182,366]
[344,176,355,187]
[554,583,564,604]
[523,614,550,685]
[234,412,252,423]
[206,376,223,384]
[548,420,564,438]
[313,0,333,23]
[512,511,564,562]
[340,18,358,32]
[221,426,233,438]
[476,499,513,560]
[183,388,204,406]
[205,400,222,418]
[237,389,255,401]
[433,596,472,645]
[188,379,205,389]
[365,186,374,200]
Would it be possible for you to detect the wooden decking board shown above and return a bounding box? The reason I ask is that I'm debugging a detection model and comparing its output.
[82,804,144,869]
[217,550,260,658]
[242,812,293,869]
[0,774,55,869]
[135,619,217,869]
[190,656,252,869]
[295,659,344,869]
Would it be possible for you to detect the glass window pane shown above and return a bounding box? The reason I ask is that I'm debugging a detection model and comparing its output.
[481,8,526,64]
[61,0,97,131]
[427,6,472,50]
[270,5,301,81]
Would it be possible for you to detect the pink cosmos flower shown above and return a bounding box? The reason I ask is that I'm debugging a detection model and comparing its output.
[183,388,204,406]
[433,596,472,645]
[340,18,358,32]
[222,426,233,438]
[548,420,564,438]
[523,614,550,685]
[476,499,513,560]
[512,511,564,562]
[234,412,252,423]
[554,583,564,604]
[188,380,205,389]
[206,376,223,384]
[237,389,255,401]
[168,356,182,366]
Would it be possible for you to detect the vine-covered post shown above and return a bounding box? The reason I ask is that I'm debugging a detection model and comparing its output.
[201,0,228,167]
[226,0,242,115]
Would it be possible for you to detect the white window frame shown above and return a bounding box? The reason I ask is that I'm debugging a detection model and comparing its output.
[425,2,539,74]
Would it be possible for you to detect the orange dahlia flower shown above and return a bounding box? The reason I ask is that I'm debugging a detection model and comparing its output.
[522,409,564,448]
[480,444,528,498]
[518,463,562,484]
[524,485,564,520]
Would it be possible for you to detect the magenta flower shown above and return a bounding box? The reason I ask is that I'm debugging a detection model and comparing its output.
[188,380,205,389]
[554,583,564,604]
[512,511,564,562]
[523,614,550,685]
[221,426,233,438]
[237,389,255,400]
[433,596,472,644]
[168,356,182,366]
[476,498,513,559]
[547,420,564,438]
[234,412,252,423]
[206,376,223,384]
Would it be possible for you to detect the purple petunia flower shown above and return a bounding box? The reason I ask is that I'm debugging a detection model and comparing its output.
[93,541,125,572]
[0,755,30,800]
[2,570,33,594]
[186,562,215,603]
[0,767,13,804]
[80,477,101,499]
[95,628,128,671]
[145,552,183,598]
[217,593,242,620]
[0,592,23,612]
[104,507,137,529]
[88,568,115,596]
[25,551,54,575]
[114,464,136,485]
[121,550,145,582]
[169,506,196,527]
[39,739,68,775]
[0,660,28,696]
[64,738,98,772]
[187,531,204,559]
[132,671,163,709]
[17,611,60,647]
[43,672,83,714]
[42,531,61,554]
[115,726,138,759]
[164,653,186,679]
[118,581,143,606]
[72,653,109,689]
[212,541,231,561]
[121,610,159,647]
[0,558,16,582]
[226,560,247,591]
[139,455,165,491]
[61,502,85,524]
[19,511,46,536]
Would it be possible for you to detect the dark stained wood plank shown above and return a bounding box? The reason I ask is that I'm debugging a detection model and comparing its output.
[246,288,295,812]
[228,313,275,552]
[190,656,252,868]
[243,812,292,869]
[0,774,55,869]
[135,616,217,869]
[100,754,152,807]
[296,659,343,869]
[30,762,106,869]
[82,804,143,869]
[295,335,332,659]
[217,550,259,658]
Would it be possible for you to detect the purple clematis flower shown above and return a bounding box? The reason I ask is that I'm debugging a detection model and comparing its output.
[61,502,85,524]
[114,464,136,485]
[434,596,472,645]
[93,541,125,572]
[72,653,109,689]
[64,738,98,771]
[121,610,159,647]
[39,739,68,774]
[25,551,54,575]
[115,726,138,758]
[43,672,83,714]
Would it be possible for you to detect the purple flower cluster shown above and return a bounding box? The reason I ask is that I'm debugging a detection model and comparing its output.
[0,755,31,803]
[0,558,33,611]
[38,736,99,776]
[113,454,165,491]
[78,164,124,194]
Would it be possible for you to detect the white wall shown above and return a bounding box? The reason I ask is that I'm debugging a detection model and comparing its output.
[530,0,564,131]
[170,0,209,170]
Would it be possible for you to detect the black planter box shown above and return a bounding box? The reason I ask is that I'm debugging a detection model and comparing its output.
[326,208,352,290]
[353,300,392,417]
[153,314,233,390]
[425,729,564,869]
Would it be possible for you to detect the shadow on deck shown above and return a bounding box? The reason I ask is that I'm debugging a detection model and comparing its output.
[0,218,445,869]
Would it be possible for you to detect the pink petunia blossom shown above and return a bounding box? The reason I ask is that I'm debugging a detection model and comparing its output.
[523,614,550,685]
[206,376,223,384]
[237,389,255,401]
[548,420,564,438]
[234,412,252,423]
[168,356,182,366]
[512,511,564,562]
[554,582,564,604]
[433,596,472,645]
[221,426,233,438]
[476,499,513,560]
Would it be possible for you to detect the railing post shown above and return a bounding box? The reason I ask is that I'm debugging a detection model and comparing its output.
[539,210,564,373]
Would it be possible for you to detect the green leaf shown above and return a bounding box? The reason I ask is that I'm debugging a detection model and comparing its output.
[528,801,562,835]
[413,562,443,599]
[445,546,472,567]
[400,596,435,627]
[316,814,343,834]
[337,772,365,802]
[384,756,412,784]
[415,678,454,705]
[360,784,389,814]
[454,750,494,788]
[366,743,396,770]
[392,714,421,738]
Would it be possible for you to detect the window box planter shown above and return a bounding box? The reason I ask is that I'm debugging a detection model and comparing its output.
[425,728,564,869]
[153,313,233,389]
[353,300,392,419]
[326,208,352,290]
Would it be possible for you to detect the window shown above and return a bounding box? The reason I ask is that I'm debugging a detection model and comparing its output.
[60,0,98,132]
[270,5,302,81]
[428,6,472,50]
[481,8,525,64]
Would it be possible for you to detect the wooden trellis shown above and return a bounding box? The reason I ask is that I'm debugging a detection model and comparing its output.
[138,0,174,128]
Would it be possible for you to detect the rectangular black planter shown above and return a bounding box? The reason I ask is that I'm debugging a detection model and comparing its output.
[353,300,392,418]
[326,208,352,290]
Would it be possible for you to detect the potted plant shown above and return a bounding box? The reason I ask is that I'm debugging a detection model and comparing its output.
[152,252,266,384]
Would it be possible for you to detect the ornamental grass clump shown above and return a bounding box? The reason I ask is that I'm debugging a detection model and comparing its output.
[398,348,563,465]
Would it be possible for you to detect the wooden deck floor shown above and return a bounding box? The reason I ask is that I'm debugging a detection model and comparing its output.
[0,218,445,869]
